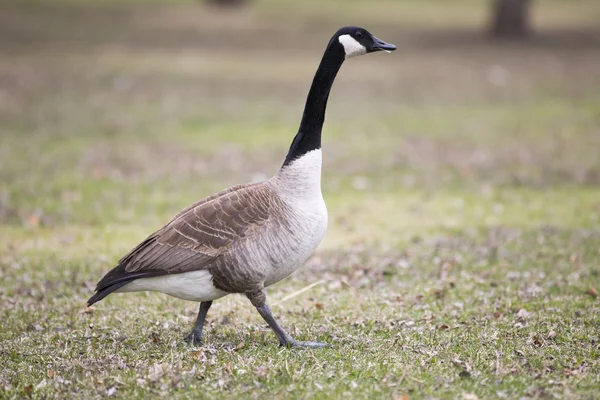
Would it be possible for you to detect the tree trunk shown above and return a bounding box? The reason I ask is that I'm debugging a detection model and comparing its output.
[206,0,248,6]
[490,0,531,38]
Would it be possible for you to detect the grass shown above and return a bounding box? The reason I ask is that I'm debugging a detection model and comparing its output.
[1,0,600,398]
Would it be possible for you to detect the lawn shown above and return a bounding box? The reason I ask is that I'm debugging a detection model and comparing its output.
[1,0,599,398]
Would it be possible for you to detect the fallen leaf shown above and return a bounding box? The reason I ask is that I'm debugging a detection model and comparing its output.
[149,332,160,344]
[234,342,245,351]
[439,261,453,280]
[148,363,165,382]
[586,285,598,298]
[531,335,543,348]
[92,167,106,180]
[515,350,525,357]
[190,348,206,361]
[516,309,531,320]
[315,302,324,310]
[26,211,43,228]
[327,280,342,290]
[254,365,268,379]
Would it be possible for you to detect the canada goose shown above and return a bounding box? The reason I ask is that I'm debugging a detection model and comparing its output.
[88,26,395,348]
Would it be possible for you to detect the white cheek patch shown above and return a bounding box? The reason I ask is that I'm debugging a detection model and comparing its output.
[338,34,367,59]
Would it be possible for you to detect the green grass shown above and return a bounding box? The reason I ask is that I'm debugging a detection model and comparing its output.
[1,0,600,398]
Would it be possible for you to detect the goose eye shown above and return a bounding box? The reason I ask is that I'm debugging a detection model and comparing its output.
[355,31,363,39]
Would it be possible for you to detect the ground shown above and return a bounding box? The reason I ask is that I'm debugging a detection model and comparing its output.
[1,0,599,398]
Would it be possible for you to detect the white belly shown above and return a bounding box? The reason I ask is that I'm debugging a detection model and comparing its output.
[117,270,229,302]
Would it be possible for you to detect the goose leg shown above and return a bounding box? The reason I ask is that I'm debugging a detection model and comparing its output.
[184,301,212,345]
[255,304,328,349]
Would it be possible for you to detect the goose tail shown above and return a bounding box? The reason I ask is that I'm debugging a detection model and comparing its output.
[87,281,130,306]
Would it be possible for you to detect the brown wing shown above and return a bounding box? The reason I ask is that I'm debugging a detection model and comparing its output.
[88,182,278,305]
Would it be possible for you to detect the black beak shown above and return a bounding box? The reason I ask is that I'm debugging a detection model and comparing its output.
[370,36,396,52]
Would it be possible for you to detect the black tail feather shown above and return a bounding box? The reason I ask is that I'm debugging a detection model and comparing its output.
[87,281,131,306]
[87,266,169,306]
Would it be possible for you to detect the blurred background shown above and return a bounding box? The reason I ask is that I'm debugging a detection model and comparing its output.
[1,1,600,397]
[1,0,599,248]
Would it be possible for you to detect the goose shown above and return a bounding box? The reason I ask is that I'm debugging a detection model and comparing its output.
[87,26,396,348]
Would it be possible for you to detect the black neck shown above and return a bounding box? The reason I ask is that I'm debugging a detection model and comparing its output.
[282,39,345,167]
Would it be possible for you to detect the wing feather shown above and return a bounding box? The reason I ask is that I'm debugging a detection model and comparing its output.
[88,182,281,305]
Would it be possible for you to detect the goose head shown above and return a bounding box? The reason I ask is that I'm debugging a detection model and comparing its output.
[335,26,396,59]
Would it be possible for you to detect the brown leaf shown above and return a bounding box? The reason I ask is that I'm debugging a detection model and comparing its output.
[532,335,543,348]
[26,211,42,228]
[92,167,107,180]
[234,342,245,351]
[47,370,56,379]
[149,332,160,344]
[395,395,410,400]
[437,324,450,331]
[78,306,96,314]
[224,362,233,374]
[254,365,268,379]
[315,302,324,310]
[23,385,33,396]
[190,348,205,361]
[586,285,598,298]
